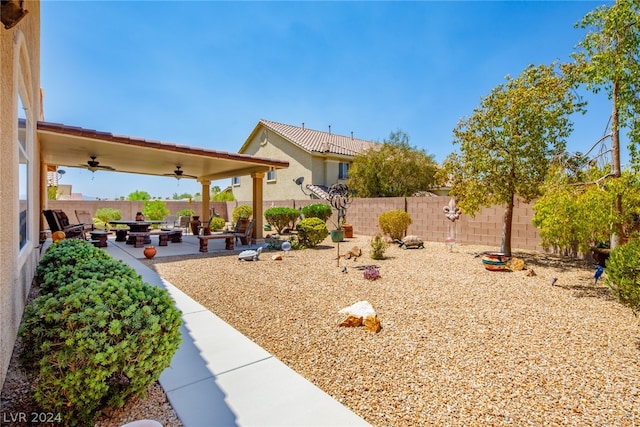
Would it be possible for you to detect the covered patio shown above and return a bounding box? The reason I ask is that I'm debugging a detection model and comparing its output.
[37,121,289,241]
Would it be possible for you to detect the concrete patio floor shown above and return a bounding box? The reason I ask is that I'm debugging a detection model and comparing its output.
[102,233,370,427]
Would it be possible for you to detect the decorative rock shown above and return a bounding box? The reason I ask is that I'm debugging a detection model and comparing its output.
[272,254,283,261]
[344,246,362,260]
[507,257,525,271]
[364,315,382,333]
[338,301,381,332]
[526,269,537,277]
[339,315,363,328]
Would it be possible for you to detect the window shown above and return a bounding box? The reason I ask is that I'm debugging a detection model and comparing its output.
[18,95,29,250]
[338,162,349,180]
[267,169,276,182]
[232,176,240,186]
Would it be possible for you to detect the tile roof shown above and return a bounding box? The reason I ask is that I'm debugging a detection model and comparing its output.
[259,119,378,157]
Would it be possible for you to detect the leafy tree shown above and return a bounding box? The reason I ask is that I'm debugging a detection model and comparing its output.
[347,130,440,197]
[142,200,170,221]
[172,192,192,200]
[47,186,60,200]
[440,63,584,256]
[212,186,235,201]
[571,0,640,248]
[127,190,151,201]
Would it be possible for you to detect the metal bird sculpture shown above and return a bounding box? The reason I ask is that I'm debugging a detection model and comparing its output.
[594,265,605,285]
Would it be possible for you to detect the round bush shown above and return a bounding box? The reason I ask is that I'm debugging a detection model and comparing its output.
[296,217,329,248]
[378,210,413,240]
[606,239,640,314]
[39,257,141,295]
[20,276,182,426]
[301,203,332,222]
[264,207,301,233]
[36,239,112,285]
[232,204,253,223]
[209,216,226,231]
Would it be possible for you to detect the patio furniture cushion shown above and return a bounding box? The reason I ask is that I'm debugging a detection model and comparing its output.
[42,209,86,240]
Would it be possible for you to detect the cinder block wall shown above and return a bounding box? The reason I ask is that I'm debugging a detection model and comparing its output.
[51,196,544,252]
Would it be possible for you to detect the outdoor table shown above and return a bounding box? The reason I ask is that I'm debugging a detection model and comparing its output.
[89,230,109,248]
[109,220,163,245]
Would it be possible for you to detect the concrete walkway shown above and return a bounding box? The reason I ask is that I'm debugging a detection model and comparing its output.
[104,234,370,427]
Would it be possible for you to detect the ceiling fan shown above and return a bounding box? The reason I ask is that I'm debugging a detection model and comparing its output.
[164,166,197,180]
[79,156,115,173]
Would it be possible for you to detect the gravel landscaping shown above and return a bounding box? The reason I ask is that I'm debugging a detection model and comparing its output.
[3,235,639,426]
[148,235,640,426]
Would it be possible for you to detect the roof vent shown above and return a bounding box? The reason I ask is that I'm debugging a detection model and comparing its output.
[328,125,331,134]
[302,122,305,130]
[351,131,354,140]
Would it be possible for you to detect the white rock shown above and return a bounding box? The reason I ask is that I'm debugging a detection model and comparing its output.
[338,300,376,318]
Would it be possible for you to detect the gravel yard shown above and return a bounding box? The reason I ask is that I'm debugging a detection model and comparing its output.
[148,235,640,426]
[2,235,639,426]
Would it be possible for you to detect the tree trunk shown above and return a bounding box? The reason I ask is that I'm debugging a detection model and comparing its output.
[610,80,624,249]
[501,193,514,257]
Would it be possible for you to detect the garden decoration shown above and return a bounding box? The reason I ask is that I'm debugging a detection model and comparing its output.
[395,235,424,249]
[482,252,510,271]
[443,197,461,250]
[281,241,291,257]
[238,246,263,261]
[338,300,381,333]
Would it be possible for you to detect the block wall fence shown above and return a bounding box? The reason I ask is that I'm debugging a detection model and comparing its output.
[49,196,544,252]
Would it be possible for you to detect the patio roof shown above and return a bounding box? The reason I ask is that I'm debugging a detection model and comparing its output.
[37,121,289,182]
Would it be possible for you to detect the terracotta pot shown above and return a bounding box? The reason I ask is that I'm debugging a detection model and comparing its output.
[190,216,201,235]
[342,224,353,238]
[143,246,157,259]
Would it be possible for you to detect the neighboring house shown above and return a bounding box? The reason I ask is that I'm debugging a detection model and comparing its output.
[233,120,379,201]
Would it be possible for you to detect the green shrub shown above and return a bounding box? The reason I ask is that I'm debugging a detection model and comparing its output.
[39,257,141,295]
[232,204,253,223]
[209,216,226,231]
[176,208,195,218]
[378,210,412,240]
[36,239,111,285]
[94,208,122,231]
[264,207,301,233]
[370,233,389,260]
[20,276,182,426]
[301,203,332,222]
[142,200,170,221]
[606,239,640,314]
[296,217,329,248]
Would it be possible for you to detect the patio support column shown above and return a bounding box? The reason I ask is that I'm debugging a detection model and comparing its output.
[200,179,211,220]
[251,172,264,244]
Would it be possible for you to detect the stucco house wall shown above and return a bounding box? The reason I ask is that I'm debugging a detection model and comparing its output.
[0,0,42,388]
[234,121,369,202]
[234,126,312,201]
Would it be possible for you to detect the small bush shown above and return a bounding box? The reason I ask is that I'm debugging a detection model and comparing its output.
[176,208,195,218]
[232,204,253,223]
[95,208,122,231]
[606,239,640,314]
[296,217,329,248]
[209,216,226,231]
[370,233,389,260]
[142,200,170,221]
[20,276,182,426]
[363,265,381,281]
[39,257,141,295]
[265,207,301,233]
[36,239,112,285]
[301,203,332,222]
[378,210,412,240]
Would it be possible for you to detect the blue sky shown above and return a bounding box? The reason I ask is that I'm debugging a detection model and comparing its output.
[41,1,618,199]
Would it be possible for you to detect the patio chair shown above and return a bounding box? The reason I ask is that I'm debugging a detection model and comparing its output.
[43,209,86,240]
[74,209,95,238]
[176,215,191,234]
[234,218,254,246]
